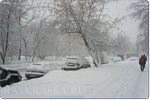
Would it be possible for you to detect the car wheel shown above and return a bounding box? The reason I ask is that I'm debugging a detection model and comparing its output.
[7,79,12,85]
[61,67,64,70]
[16,77,20,82]
[27,77,31,80]
[25,75,31,79]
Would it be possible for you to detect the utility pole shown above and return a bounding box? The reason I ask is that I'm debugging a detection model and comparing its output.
[18,8,22,60]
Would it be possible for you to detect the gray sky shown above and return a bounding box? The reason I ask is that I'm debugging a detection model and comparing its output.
[105,0,142,43]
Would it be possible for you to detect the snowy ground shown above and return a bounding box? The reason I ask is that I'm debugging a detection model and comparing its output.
[0,57,148,99]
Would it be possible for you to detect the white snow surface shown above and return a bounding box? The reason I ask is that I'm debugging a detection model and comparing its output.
[0,60,148,99]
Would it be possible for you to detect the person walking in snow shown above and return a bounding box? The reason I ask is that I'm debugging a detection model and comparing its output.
[143,54,147,70]
[143,54,147,63]
[139,55,146,71]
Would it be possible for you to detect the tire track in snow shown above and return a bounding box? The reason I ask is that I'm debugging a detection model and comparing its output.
[115,63,140,98]
[128,63,148,98]
[113,62,148,98]
[88,61,148,98]
[111,62,148,98]
[85,61,133,98]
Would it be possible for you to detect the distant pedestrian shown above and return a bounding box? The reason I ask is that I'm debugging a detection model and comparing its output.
[139,55,146,71]
[143,54,147,64]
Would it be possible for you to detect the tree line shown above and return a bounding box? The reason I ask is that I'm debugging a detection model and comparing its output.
[0,0,146,65]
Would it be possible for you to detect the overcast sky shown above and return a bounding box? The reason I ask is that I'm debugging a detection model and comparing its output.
[105,0,143,43]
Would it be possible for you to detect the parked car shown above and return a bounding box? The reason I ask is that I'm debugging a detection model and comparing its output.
[25,62,58,79]
[113,57,122,62]
[0,67,22,87]
[127,57,139,61]
[62,56,91,70]
[126,52,138,59]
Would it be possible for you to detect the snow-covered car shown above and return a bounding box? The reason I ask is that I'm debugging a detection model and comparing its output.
[25,62,58,79]
[113,57,122,62]
[0,67,22,87]
[62,56,91,70]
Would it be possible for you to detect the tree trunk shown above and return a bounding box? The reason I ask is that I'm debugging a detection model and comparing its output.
[32,40,40,62]
[97,51,101,67]
[0,52,5,64]
[91,51,101,67]
[18,24,22,60]
[32,50,35,62]
[18,46,21,60]
[2,14,11,64]
[25,43,28,61]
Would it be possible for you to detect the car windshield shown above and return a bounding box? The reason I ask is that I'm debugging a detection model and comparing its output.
[67,63,75,66]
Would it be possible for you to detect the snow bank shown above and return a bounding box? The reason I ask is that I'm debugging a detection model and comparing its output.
[0,60,148,99]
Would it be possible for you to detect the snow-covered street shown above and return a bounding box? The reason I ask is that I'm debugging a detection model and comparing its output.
[0,0,148,99]
[0,60,148,98]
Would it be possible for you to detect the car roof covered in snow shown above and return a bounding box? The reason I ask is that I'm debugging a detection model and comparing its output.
[32,62,55,65]
[66,56,84,59]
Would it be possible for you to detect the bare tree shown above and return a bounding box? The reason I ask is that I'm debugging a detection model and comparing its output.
[27,12,53,61]
[0,0,38,64]
[128,0,149,55]
[0,0,21,64]
[13,0,39,61]
[52,0,125,67]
